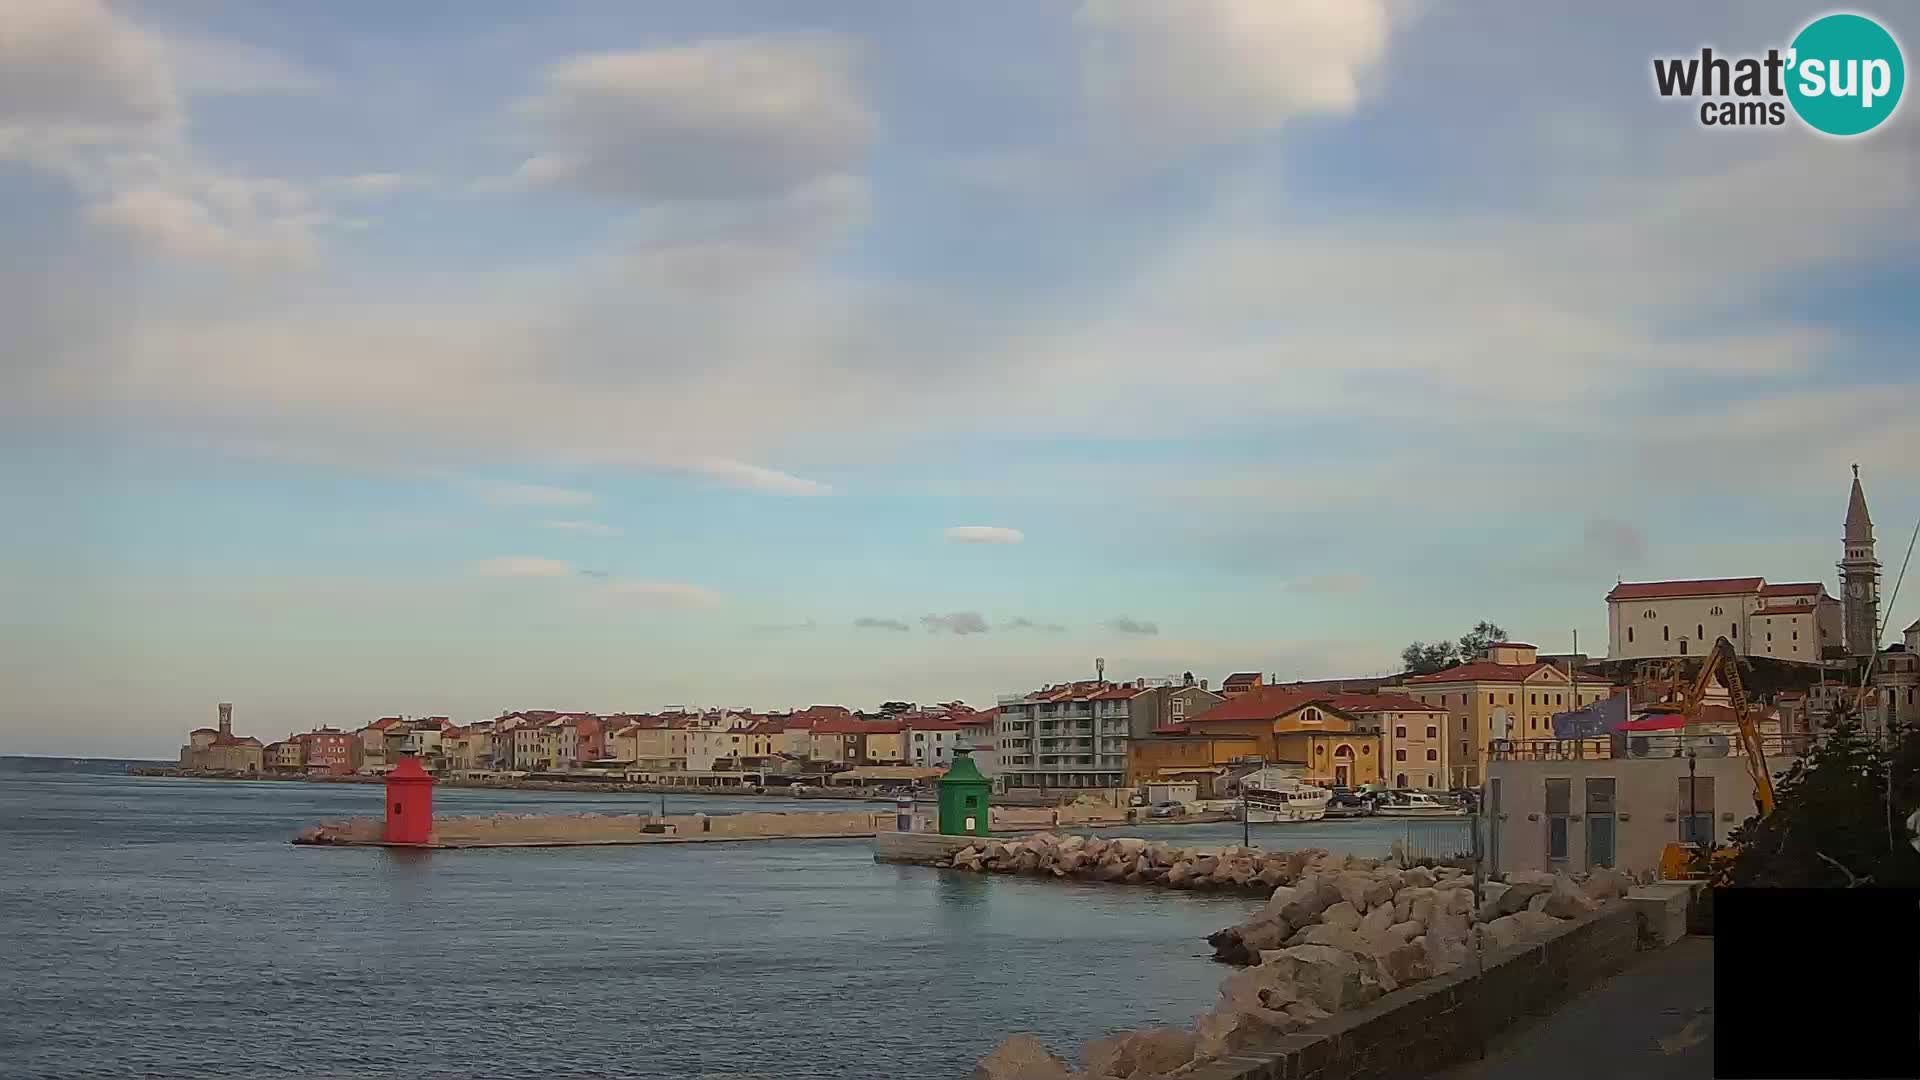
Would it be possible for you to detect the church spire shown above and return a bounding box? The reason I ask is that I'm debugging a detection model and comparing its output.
[1845,464,1873,543]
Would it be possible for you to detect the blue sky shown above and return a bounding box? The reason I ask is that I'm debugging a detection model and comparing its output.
[3,0,1918,755]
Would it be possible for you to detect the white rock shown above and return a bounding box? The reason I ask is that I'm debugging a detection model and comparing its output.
[1320,901,1363,931]
[974,1034,1072,1080]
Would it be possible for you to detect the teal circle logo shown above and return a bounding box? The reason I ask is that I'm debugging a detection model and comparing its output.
[1787,13,1905,136]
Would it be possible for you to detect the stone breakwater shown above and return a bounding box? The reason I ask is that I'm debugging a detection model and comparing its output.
[294,809,895,848]
[961,834,1642,1079]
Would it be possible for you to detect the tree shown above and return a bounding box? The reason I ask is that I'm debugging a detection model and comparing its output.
[877,701,915,717]
[1401,641,1459,676]
[1457,620,1509,661]
[1721,714,1920,888]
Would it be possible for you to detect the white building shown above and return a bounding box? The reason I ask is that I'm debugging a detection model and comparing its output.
[903,720,965,768]
[1605,577,1840,662]
[995,680,1136,788]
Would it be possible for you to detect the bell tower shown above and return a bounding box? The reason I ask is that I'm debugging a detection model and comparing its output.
[1839,465,1881,657]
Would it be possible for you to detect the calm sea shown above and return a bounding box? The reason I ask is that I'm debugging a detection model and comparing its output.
[0,759,1450,1079]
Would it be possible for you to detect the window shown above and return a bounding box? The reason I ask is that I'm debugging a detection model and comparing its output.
[1396,749,1407,761]
[1792,630,1798,641]
[1425,725,1438,739]
[1489,693,1496,705]
[1643,609,1655,619]
[914,733,925,741]
[1394,725,1407,738]
[1546,778,1570,862]
[1767,632,1773,642]
[1508,693,1515,705]
[1426,773,1436,787]
[1459,740,1468,756]
[1710,605,1723,616]
[1171,699,1186,718]
[1679,639,1688,656]
[1397,773,1408,787]
[1628,627,1634,643]
[1530,694,1537,705]
[1426,749,1438,761]
[1362,745,1372,756]
[1663,625,1670,641]
[1696,624,1704,639]
[1302,708,1322,724]
[1586,778,1617,869]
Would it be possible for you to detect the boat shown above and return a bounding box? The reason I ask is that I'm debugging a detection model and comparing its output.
[1373,790,1468,817]
[1242,778,1332,823]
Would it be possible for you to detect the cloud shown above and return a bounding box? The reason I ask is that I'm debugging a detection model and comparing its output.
[540,519,623,536]
[921,611,990,635]
[1283,573,1372,595]
[329,172,432,196]
[608,580,722,608]
[0,1,334,267]
[482,483,596,508]
[87,185,314,265]
[1076,0,1395,153]
[1582,517,1647,565]
[473,556,572,578]
[750,619,817,635]
[618,175,867,291]
[853,617,911,632]
[154,30,330,96]
[508,34,872,203]
[944,525,1025,545]
[1106,616,1160,636]
[1003,617,1067,633]
[577,569,611,579]
[685,458,830,496]
[0,0,178,138]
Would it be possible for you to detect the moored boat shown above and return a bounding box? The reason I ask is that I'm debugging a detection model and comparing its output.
[1373,790,1468,817]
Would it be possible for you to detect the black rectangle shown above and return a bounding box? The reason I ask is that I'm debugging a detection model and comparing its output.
[1716,888,1920,1079]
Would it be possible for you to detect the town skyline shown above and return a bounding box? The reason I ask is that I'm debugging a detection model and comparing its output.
[5,1,1918,757]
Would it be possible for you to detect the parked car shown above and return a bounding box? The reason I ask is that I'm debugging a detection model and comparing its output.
[1149,801,1184,819]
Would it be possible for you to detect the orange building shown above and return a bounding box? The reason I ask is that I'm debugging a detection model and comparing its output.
[1129,689,1385,788]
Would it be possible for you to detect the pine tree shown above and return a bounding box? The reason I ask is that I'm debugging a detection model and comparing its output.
[1721,715,1920,888]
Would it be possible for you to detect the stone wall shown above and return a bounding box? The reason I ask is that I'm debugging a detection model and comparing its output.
[297,809,891,846]
[1180,905,1640,1080]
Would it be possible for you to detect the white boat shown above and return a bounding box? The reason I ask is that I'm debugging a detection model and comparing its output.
[1242,777,1331,823]
[1373,790,1467,817]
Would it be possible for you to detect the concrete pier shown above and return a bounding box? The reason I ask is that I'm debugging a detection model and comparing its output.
[295,809,899,849]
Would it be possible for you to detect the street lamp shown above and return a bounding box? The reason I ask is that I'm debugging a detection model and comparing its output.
[1684,748,1699,847]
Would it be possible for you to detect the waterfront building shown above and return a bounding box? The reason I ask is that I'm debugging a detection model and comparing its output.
[1126,675,1224,739]
[862,720,906,764]
[1219,672,1264,697]
[810,717,869,764]
[901,718,967,768]
[295,728,354,775]
[1386,643,1617,788]
[265,740,304,773]
[1139,689,1384,789]
[994,680,1137,789]
[178,703,264,773]
[1320,692,1452,790]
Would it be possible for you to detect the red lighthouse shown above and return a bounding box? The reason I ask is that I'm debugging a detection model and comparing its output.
[383,756,435,845]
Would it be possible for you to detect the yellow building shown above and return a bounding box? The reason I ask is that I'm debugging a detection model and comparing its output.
[863,726,905,764]
[1391,643,1615,787]
[266,740,305,772]
[1136,690,1385,788]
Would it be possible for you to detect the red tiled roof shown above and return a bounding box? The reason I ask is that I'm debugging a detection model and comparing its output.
[1320,692,1448,714]
[1090,687,1136,701]
[1403,661,1561,684]
[1185,688,1339,725]
[1606,577,1764,601]
[369,717,404,731]
[1760,582,1825,597]
[1222,672,1263,685]
[812,718,870,735]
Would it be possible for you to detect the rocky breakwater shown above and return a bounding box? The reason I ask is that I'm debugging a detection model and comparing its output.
[973,859,1639,1079]
[934,833,1321,896]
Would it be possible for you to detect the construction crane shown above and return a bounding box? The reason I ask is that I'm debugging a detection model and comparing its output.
[1656,636,1776,880]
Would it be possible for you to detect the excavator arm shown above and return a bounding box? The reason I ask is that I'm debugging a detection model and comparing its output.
[1669,637,1775,817]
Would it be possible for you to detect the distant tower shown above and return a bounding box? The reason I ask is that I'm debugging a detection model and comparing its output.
[1840,465,1881,657]
[218,702,233,739]
[1095,657,1107,683]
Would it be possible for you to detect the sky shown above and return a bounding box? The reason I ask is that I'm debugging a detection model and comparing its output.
[3,0,1918,757]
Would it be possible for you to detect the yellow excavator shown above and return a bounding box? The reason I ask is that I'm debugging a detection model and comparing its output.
[1655,636,1777,881]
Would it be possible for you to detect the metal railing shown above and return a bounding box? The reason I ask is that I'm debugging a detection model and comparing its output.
[1487,732,1816,762]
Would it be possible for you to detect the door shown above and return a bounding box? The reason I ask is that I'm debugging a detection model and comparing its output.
[1335,764,1351,786]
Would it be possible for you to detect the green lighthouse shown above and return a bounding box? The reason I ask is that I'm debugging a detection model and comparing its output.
[937,749,992,837]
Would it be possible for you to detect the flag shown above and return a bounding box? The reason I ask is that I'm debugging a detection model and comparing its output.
[1551,692,1629,740]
